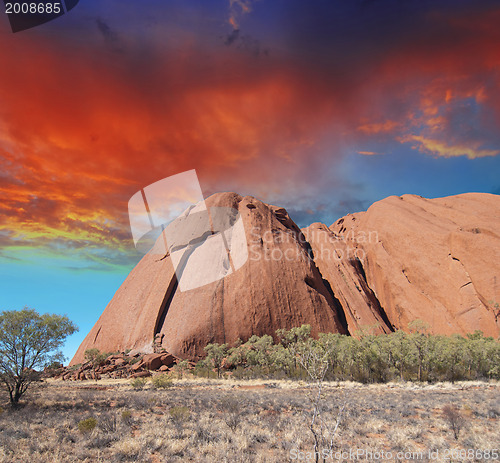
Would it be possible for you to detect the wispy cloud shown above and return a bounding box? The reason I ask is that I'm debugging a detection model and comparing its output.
[357,151,381,156]
[357,121,400,135]
[228,0,256,30]
[401,135,500,159]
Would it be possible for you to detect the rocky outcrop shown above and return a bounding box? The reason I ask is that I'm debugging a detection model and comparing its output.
[71,192,500,365]
[327,193,500,337]
[302,223,394,336]
[49,351,183,381]
[71,193,347,365]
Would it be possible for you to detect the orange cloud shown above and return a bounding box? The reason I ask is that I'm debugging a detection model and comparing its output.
[2,4,500,263]
[357,120,400,135]
[0,33,347,258]
[229,0,255,29]
[401,135,500,159]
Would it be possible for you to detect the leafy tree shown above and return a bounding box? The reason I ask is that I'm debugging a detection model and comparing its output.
[244,334,274,370]
[336,336,358,380]
[204,343,228,378]
[437,334,467,382]
[0,307,78,406]
[173,359,190,379]
[276,324,312,347]
[227,339,248,370]
[408,320,431,381]
[276,325,312,373]
[318,332,343,379]
[388,330,416,380]
[363,335,391,383]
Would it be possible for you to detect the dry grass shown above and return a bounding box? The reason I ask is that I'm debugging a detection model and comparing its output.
[0,378,498,462]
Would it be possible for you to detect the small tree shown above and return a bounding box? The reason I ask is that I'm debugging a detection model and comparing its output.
[290,336,347,463]
[442,404,465,440]
[408,320,430,382]
[0,307,78,406]
[173,359,190,379]
[204,343,228,378]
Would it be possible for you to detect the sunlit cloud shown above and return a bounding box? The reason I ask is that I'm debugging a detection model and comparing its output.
[1,1,500,269]
[401,135,500,159]
[357,121,401,135]
[228,0,256,29]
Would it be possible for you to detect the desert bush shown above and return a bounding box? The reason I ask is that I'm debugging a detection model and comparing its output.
[87,434,117,449]
[98,413,117,433]
[130,377,148,390]
[218,396,241,432]
[78,417,97,433]
[442,404,465,440]
[113,438,143,461]
[151,373,173,389]
[84,348,109,381]
[121,410,133,425]
[169,405,190,437]
[173,360,190,379]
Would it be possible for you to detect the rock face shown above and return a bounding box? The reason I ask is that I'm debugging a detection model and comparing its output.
[71,192,500,365]
[326,193,500,337]
[71,193,347,365]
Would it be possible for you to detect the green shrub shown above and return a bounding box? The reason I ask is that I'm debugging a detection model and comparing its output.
[170,405,190,421]
[78,417,97,433]
[169,405,190,438]
[193,360,218,379]
[151,373,173,389]
[121,410,133,425]
[130,377,148,390]
[173,360,190,379]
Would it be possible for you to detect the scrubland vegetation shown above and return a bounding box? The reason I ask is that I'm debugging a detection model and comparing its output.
[198,324,500,383]
[0,378,498,462]
[1,323,498,462]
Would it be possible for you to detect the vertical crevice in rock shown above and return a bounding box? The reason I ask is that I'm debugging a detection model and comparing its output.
[93,326,102,344]
[154,274,178,336]
[320,276,350,335]
[304,251,350,336]
[210,277,226,344]
[350,257,395,332]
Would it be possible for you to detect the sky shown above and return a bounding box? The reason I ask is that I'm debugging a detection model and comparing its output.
[1,0,499,361]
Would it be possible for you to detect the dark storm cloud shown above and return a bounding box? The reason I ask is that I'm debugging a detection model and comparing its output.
[95,18,119,44]
[280,0,500,71]
[225,29,240,46]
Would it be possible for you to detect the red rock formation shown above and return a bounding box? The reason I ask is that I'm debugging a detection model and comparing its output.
[71,192,500,365]
[71,193,346,364]
[328,193,500,337]
[302,222,393,336]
